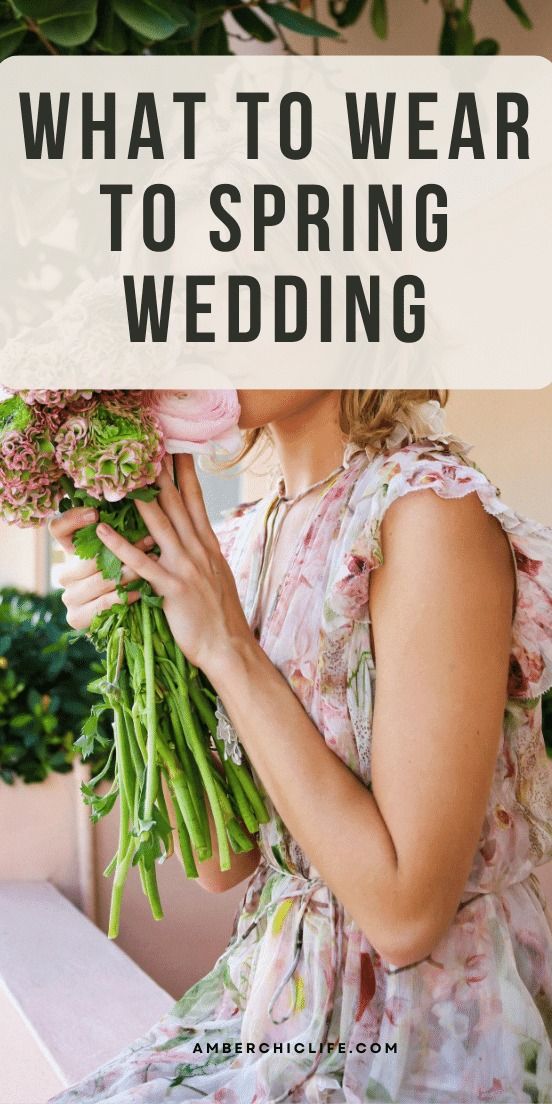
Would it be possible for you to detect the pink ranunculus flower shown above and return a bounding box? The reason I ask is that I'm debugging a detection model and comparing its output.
[150,390,242,457]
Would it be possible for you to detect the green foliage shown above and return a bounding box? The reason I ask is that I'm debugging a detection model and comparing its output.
[111,0,196,41]
[259,2,338,39]
[0,0,534,55]
[14,0,98,47]
[0,587,110,784]
[67,487,156,584]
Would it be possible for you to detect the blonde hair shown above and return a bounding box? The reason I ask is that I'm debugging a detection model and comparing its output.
[232,389,448,466]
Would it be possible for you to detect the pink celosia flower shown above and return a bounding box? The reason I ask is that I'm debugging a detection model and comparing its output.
[19,389,94,407]
[55,399,165,503]
[150,391,241,457]
[0,394,65,526]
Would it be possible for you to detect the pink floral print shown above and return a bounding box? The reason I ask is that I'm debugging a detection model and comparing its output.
[50,437,552,1103]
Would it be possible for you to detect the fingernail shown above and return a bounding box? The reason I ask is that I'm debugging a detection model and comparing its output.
[97,523,110,538]
[84,509,98,522]
[144,536,155,549]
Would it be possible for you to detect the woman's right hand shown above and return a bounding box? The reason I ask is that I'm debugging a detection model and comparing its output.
[49,507,155,631]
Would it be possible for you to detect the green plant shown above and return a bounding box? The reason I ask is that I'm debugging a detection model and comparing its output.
[0,0,533,59]
[0,587,109,783]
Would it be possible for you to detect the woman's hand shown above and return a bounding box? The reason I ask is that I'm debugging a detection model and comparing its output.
[49,508,154,631]
[94,456,255,682]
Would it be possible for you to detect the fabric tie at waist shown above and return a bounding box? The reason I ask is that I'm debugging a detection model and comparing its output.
[221,863,342,1102]
[231,865,341,1025]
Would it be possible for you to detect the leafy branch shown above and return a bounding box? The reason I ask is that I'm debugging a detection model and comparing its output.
[0,0,534,60]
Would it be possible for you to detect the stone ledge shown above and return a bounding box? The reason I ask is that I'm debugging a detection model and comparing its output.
[0,881,172,1101]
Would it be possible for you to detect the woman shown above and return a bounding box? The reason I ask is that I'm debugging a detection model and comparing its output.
[49,390,552,1104]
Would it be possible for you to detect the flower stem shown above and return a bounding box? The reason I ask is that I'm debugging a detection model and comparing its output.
[156,731,209,857]
[189,678,270,826]
[172,672,231,871]
[164,768,199,879]
[155,768,174,860]
[108,707,134,939]
[141,602,158,823]
[141,862,164,921]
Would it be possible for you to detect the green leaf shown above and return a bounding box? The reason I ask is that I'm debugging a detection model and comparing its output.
[370,0,387,38]
[231,6,276,41]
[73,522,102,561]
[127,485,159,502]
[455,15,474,53]
[28,688,41,711]
[439,10,456,55]
[93,6,129,51]
[86,675,109,695]
[328,0,368,30]
[97,544,123,582]
[150,32,193,51]
[10,713,33,728]
[88,789,118,822]
[14,0,98,46]
[0,18,26,60]
[474,37,499,54]
[141,593,164,608]
[198,18,230,51]
[112,0,195,40]
[194,0,226,24]
[259,1,339,37]
[502,0,532,30]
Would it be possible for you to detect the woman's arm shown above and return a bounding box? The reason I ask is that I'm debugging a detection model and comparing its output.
[95,460,515,966]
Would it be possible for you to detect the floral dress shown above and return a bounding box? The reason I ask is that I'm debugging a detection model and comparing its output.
[50,433,552,1104]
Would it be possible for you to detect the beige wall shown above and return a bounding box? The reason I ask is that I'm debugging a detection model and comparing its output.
[0,522,47,591]
[446,389,552,525]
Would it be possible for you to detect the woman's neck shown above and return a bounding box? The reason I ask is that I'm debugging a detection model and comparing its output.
[268,392,345,499]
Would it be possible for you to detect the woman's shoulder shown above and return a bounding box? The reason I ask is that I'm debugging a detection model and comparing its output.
[342,438,552,700]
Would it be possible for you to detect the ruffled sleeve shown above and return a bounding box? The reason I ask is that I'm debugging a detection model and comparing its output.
[331,440,552,702]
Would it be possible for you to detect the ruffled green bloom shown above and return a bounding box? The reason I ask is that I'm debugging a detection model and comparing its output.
[55,401,165,502]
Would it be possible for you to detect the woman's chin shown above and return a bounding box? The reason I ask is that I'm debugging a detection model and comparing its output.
[237,389,329,430]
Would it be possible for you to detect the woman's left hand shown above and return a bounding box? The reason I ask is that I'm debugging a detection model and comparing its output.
[96,455,253,682]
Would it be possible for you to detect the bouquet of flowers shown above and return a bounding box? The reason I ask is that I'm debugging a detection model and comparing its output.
[0,388,268,937]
